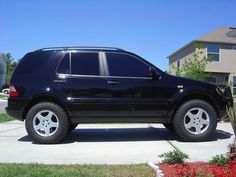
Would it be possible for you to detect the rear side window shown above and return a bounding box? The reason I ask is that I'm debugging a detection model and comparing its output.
[106,53,149,77]
[57,53,70,74]
[71,52,99,75]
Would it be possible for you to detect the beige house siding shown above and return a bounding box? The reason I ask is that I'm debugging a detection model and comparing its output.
[205,43,236,73]
[169,44,196,75]
[169,42,236,75]
[168,42,236,102]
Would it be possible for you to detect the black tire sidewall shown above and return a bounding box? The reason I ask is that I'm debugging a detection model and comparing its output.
[174,100,217,141]
[163,123,175,131]
[69,123,78,132]
[25,102,69,144]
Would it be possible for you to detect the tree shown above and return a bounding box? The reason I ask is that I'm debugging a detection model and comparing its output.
[4,53,17,85]
[173,46,212,81]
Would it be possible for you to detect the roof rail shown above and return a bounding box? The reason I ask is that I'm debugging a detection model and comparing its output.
[38,46,125,52]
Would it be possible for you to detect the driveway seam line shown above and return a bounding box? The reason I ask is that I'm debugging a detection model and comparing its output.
[166,140,180,151]
[149,124,180,151]
[0,126,25,133]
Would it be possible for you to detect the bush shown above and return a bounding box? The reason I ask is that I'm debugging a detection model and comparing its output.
[209,154,228,166]
[159,150,189,164]
[227,106,236,136]
[228,140,236,161]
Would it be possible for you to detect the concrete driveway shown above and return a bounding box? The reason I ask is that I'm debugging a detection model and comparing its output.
[0,120,234,164]
[0,100,7,113]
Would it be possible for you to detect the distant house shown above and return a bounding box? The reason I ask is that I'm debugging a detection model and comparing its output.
[168,27,236,101]
[0,53,7,88]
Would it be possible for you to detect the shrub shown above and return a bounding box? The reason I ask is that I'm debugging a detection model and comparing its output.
[209,154,228,166]
[227,106,236,136]
[159,150,189,164]
[227,105,236,162]
[228,140,236,161]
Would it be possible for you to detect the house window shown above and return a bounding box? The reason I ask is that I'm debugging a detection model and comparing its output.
[177,61,180,68]
[207,76,217,85]
[207,44,220,61]
[225,76,229,85]
[233,76,236,95]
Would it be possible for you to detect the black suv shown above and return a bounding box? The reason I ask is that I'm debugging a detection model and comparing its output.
[6,47,232,144]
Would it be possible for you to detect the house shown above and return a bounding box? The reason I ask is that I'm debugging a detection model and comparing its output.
[168,27,236,101]
[0,53,7,89]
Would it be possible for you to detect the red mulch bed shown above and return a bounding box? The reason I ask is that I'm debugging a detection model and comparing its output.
[159,161,236,177]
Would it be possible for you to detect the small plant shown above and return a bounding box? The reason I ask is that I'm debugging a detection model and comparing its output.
[227,106,236,136]
[159,149,189,164]
[228,140,236,161]
[227,105,236,161]
[209,154,228,166]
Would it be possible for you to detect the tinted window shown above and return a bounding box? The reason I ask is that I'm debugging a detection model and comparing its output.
[14,51,52,75]
[71,52,99,75]
[57,53,70,74]
[106,53,149,77]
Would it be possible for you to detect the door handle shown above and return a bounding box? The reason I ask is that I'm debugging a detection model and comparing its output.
[107,80,120,85]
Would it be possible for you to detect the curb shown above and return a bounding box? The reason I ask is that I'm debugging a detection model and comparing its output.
[148,162,164,177]
[0,100,7,102]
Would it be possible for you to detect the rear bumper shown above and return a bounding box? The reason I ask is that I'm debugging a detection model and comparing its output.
[6,97,29,121]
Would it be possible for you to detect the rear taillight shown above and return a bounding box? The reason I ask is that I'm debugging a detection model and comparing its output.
[9,83,19,97]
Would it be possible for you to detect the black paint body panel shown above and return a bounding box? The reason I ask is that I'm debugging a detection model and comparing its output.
[6,48,232,123]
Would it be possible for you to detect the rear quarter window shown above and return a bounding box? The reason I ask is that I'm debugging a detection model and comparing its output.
[13,51,53,75]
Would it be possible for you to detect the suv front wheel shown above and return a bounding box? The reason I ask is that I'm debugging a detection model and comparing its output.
[25,102,70,144]
[173,100,217,142]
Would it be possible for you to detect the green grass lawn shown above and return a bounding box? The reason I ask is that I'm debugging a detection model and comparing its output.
[0,94,8,100]
[0,163,155,177]
[0,113,13,123]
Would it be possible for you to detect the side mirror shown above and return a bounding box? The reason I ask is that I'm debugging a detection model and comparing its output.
[148,68,161,79]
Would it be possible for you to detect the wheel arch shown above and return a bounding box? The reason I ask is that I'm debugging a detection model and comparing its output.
[168,92,220,123]
[22,94,71,120]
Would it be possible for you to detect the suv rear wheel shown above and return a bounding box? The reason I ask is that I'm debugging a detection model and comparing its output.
[173,100,217,141]
[25,102,69,144]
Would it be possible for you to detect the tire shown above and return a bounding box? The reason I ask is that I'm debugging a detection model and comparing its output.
[69,123,78,132]
[163,123,175,131]
[173,100,217,142]
[25,102,70,144]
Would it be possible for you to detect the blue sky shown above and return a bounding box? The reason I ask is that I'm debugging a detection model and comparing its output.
[0,0,236,70]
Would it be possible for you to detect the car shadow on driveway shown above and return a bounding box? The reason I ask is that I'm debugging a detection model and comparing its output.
[18,127,233,144]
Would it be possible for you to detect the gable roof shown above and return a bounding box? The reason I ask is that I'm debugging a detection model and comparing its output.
[168,27,236,58]
[197,27,236,44]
